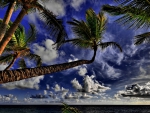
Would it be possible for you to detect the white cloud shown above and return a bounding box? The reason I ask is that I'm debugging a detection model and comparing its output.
[83,75,111,93]
[2,76,44,90]
[70,0,85,11]
[119,82,150,97]
[33,39,58,64]
[125,44,138,57]
[46,84,50,90]
[0,64,8,71]
[53,84,61,92]
[44,90,47,95]
[102,63,121,79]
[78,67,87,76]
[71,75,110,93]
[71,78,82,91]
[41,0,66,16]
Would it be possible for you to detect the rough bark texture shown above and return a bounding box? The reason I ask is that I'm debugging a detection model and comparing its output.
[0,7,26,55]
[0,60,91,84]
[0,1,16,42]
[0,47,97,84]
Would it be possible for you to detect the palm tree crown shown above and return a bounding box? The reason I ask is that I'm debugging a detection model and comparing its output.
[0,9,122,84]
[0,21,42,70]
[102,0,150,45]
[66,8,122,61]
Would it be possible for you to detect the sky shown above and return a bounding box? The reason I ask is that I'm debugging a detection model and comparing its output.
[0,0,150,105]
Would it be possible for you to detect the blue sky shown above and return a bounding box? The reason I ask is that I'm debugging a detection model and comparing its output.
[1,0,150,105]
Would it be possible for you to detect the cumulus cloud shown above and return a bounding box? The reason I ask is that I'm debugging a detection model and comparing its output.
[0,94,19,104]
[40,0,66,16]
[53,84,61,92]
[44,90,47,95]
[118,82,150,98]
[33,39,58,64]
[78,67,87,76]
[70,0,85,11]
[71,75,110,93]
[2,76,44,90]
[46,84,50,90]
[71,78,82,91]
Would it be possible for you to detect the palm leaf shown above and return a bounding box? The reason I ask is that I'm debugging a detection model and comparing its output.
[0,54,14,64]
[65,38,93,48]
[18,58,27,69]
[26,53,42,67]
[62,103,81,113]
[25,23,36,45]
[0,0,10,8]
[67,18,92,41]
[134,32,150,45]
[99,42,122,52]
[102,5,150,29]
[86,8,98,38]
[34,2,67,48]
[86,8,107,40]
[114,0,150,10]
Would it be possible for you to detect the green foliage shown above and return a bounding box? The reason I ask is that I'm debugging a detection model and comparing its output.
[0,20,42,69]
[98,42,122,52]
[67,8,122,52]
[102,0,150,45]
[62,103,82,113]
[35,1,67,49]
[134,32,150,45]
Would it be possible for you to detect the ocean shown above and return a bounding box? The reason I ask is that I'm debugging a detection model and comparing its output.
[0,105,150,113]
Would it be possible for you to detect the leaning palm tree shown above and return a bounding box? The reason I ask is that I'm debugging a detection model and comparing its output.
[0,0,17,42]
[0,23,42,70]
[0,0,67,55]
[0,9,122,84]
[102,0,150,45]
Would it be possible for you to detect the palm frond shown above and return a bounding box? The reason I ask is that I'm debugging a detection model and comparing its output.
[18,58,27,69]
[0,0,9,8]
[99,42,122,52]
[67,18,92,41]
[0,54,14,64]
[25,23,36,44]
[26,53,42,67]
[34,2,67,48]
[66,38,93,48]
[102,5,150,29]
[114,0,150,10]
[62,102,81,113]
[134,32,150,45]
[85,8,107,40]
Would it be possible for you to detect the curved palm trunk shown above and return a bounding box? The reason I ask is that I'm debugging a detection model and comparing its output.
[4,55,17,70]
[0,7,27,55]
[0,48,97,84]
[0,0,16,42]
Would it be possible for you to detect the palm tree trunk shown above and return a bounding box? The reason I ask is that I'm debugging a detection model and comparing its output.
[0,0,16,42]
[0,7,27,55]
[0,48,97,84]
[4,55,17,70]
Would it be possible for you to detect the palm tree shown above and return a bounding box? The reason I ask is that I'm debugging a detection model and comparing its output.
[0,0,22,42]
[0,0,16,42]
[0,0,67,55]
[0,9,122,84]
[0,22,42,70]
[102,0,150,45]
